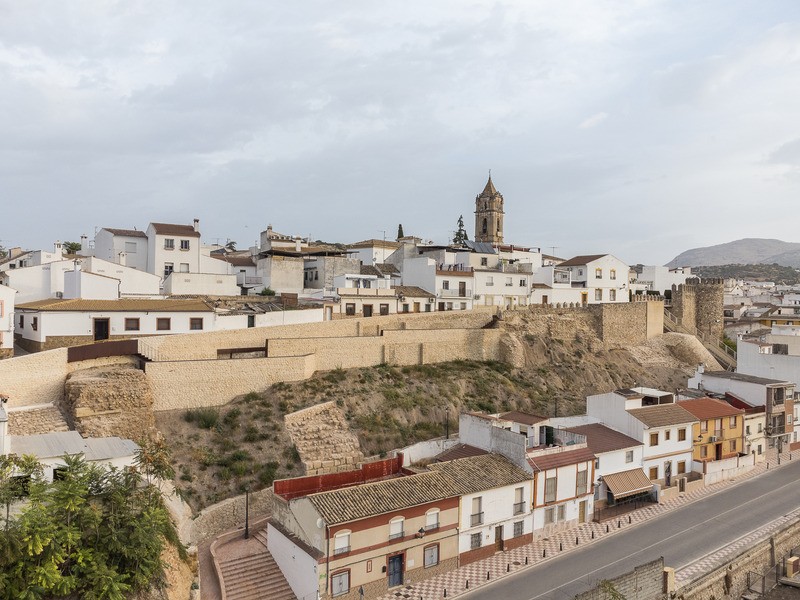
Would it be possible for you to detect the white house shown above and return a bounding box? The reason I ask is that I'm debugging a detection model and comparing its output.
[92,228,149,271]
[557,254,630,305]
[427,453,533,564]
[0,259,76,304]
[0,284,16,359]
[401,256,475,312]
[633,265,693,296]
[346,239,401,267]
[80,257,161,297]
[586,388,697,487]
[531,266,579,306]
[146,221,202,281]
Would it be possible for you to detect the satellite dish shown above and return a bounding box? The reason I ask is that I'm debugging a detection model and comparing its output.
[316,518,325,529]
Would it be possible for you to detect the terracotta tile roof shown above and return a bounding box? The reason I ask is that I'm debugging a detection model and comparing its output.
[210,253,256,267]
[527,446,595,473]
[307,471,456,525]
[149,223,201,238]
[557,254,609,267]
[434,444,488,462]
[627,404,697,428]
[427,454,530,494]
[565,424,642,454]
[500,411,548,426]
[602,468,653,499]
[102,228,147,238]
[677,397,744,420]
[393,285,435,298]
[375,263,400,276]
[348,239,401,249]
[360,265,387,277]
[16,298,212,312]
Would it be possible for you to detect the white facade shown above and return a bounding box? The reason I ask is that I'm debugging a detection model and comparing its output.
[0,285,15,353]
[635,266,693,295]
[561,255,630,304]
[531,454,594,537]
[213,308,324,330]
[146,223,202,280]
[455,483,532,554]
[163,272,239,296]
[82,257,161,296]
[0,259,76,303]
[93,229,149,271]
[64,270,119,300]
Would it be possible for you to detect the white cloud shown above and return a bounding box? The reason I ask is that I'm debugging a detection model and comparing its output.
[579,112,609,129]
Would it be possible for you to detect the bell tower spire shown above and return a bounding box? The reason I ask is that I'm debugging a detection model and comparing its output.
[474,173,504,243]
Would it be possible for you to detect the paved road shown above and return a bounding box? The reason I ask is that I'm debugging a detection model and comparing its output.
[462,458,800,600]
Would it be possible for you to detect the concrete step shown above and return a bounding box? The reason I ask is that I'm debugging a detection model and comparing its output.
[220,529,296,600]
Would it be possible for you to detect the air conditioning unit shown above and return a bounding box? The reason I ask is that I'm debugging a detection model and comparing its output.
[55,291,63,299]
[473,294,481,300]
[427,297,435,303]
[708,436,718,443]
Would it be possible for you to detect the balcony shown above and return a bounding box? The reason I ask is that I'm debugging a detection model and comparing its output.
[470,512,484,526]
[236,273,262,286]
[388,531,404,541]
[333,545,350,556]
[439,288,471,298]
[513,502,525,515]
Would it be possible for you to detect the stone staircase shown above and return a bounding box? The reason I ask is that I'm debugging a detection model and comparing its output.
[218,529,296,600]
[663,309,737,370]
[7,404,70,435]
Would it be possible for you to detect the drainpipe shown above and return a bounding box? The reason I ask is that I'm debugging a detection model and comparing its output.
[325,523,330,595]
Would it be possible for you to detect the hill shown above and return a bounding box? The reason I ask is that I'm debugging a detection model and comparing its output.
[693,263,800,284]
[668,238,800,268]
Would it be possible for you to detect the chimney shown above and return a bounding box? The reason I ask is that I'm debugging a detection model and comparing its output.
[9,247,23,259]
[0,396,9,457]
[54,240,63,254]
[193,218,200,232]
[295,238,302,252]
[118,251,127,267]
[80,234,87,248]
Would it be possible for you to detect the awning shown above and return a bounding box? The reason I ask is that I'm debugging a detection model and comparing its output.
[602,468,653,500]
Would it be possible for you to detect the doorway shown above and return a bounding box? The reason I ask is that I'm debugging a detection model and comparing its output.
[93,318,110,342]
[578,500,587,524]
[581,292,588,307]
[387,554,403,587]
[542,295,548,305]
[363,305,373,317]
[715,443,722,460]
[413,302,420,313]
[459,281,467,297]
[494,525,504,551]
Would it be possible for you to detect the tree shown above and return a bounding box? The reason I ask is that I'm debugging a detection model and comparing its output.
[453,215,469,244]
[396,224,404,240]
[63,241,82,254]
[0,245,7,260]
[225,239,237,252]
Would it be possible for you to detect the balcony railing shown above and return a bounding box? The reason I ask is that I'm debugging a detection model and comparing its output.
[333,545,350,556]
[424,523,439,532]
[388,531,404,541]
[513,502,525,515]
[439,288,471,298]
[470,512,484,526]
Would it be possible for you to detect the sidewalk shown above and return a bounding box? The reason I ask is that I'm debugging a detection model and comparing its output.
[376,448,796,600]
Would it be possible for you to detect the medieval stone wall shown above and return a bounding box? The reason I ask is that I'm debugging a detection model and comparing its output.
[575,558,665,600]
[670,278,724,339]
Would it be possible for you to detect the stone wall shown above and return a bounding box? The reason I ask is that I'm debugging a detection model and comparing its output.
[185,488,274,545]
[575,557,665,600]
[63,365,156,440]
[0,348,12,360]
[284,401,364,475]
[7,405,69,435]
[670,278,724,340]
[0,348,69,408]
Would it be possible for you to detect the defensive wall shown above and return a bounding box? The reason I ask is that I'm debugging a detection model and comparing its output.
[575,557,667,600]
[670,278,725,340]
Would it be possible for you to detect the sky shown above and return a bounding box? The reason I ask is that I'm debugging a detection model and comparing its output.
[2,1,800,265]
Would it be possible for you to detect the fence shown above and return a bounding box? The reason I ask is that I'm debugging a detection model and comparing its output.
[66,339,140,363]
[593,495,656,522]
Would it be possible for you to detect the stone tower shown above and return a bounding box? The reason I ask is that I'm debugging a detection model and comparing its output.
[474,175,504,244]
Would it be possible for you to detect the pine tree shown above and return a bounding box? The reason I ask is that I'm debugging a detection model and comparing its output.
[453,215,469,244]
[397,224,404,240]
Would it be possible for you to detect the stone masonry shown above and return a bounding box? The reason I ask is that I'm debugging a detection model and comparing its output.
[7,405,70,435]
[284,401,364,475]
[670,278,724,340]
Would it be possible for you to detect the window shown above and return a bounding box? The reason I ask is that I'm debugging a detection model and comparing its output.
[247,315,255,328]
[595,289,602,301]
[758,444,762,455]
[758,423,763,433]
[557,505,566,521]
[470,532,482,550]
[480,257,488,266]
[424,544,439,568]
[677,461,686,474]
[425,304,431,312]
[595,458,600,469]
[31,317,37,331]
[576,469,588,495]
[701,420,708,433]
[610,269,617,280]
[513,521,524,537]
[665,429,671,441]
[442,280,450,290]
[125,318,140,331]
[180,263,189,273]
[730,416,737,428]
[595,268,602,279]
[125,241,137,253]
[402,304,410,313]
[578,269,583,276]
[333,532,350,556]
[544,476,556,503]
[190,318,203,331]
[164,238,175,250]
[460,302,467,310]
[379,304,390,316]
[19,315,24,328]
[180,239,190,250]
[520,279,526,287]
[746,425,751,435]
[471,497,484,526]
[678,428,687,442]
[700,446,708,458]
[345,303,356,316]
[505,277,513,287]
[164,263,174,278]
[389,517,404,540]
[544,507,555,525]
[650,432,658,446]
[649,466,658,480]
[729,440,736,452]
[609,289,616,301]
[331,571,349,597]
[513,487,525,515]
[314,272,318,280]
[156,318,171,331]
[486,276,494,286]
[425,509,439,531]
[625,450,634,463]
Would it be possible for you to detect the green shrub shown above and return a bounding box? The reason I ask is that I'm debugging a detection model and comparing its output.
[185,408,220,429]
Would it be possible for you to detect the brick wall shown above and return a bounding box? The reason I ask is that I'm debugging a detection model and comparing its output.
[575,557,665,600]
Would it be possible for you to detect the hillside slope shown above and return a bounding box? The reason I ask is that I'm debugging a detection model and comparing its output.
[668,238,800,267]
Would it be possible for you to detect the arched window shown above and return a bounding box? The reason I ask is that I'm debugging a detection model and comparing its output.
[482,218,488,234]
[425,508,440,531]
[389,516,405,540]
[333,530,351,555]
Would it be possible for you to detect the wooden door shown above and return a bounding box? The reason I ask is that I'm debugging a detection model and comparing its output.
[579,500,587,524]
[93,318,110,341]
[494,525,504,551]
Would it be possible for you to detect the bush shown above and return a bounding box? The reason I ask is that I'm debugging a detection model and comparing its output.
[259,287,276,296]
[185,408,220,429]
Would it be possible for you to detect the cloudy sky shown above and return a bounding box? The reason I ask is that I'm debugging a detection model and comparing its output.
[2,1,800,265]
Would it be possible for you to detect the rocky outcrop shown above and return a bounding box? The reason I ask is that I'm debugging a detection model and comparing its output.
[64,365,155,440]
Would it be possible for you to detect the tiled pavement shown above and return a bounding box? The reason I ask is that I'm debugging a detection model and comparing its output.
[376,449,797,600]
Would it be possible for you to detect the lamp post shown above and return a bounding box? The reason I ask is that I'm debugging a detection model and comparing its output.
[244,487,250,540]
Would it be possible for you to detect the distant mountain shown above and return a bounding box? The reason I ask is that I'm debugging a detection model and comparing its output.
[693,264,800,285]
[667,239,800,268]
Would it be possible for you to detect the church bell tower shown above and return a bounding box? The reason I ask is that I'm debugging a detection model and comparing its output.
[474,175,504,244]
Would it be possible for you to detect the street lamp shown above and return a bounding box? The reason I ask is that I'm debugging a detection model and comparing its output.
[244,487,250,540]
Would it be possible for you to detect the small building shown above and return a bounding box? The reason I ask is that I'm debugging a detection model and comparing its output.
[0,284,16,359]
[146,221,202,281]
[678,397,745,463]
[556,254,630,305]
